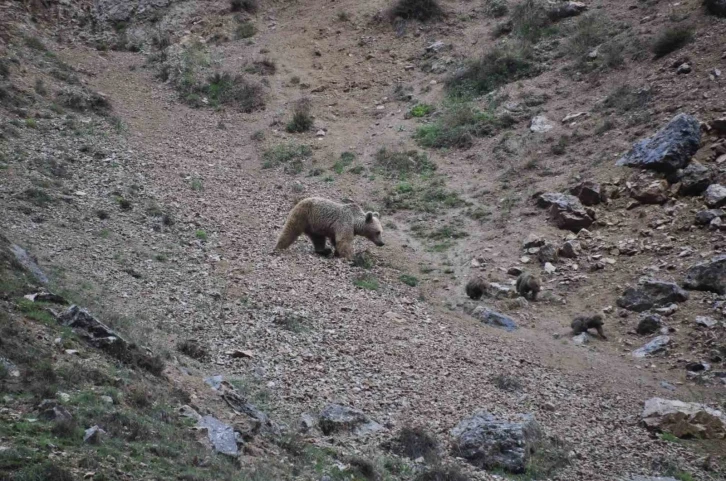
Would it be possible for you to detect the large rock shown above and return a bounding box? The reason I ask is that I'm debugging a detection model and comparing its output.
[536,193,593,232]
[471,306,518,332]
[529,115,553,133]
[704,0,726,17]
[704,184,726,208]
[641,398,726,439]
[198,415,239,456]
[636,314,663,335]
[559,240,581,258]
[318,404,382,436]
[616,113,701,174]
[537,243,559,264]
[451,411,542,473]
[629,179,669,204]
[695,209,724,225]
[683,255,726,294]
[548,1,587,19]
[633,336,671,358]
[675,161,712,195]
[58,305,127,345]
[570,181,604,206]
[617,279,689,312]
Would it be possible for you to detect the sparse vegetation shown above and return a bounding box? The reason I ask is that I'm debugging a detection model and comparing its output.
[652,25,694,58]
[195,229,208,240]
[492,374,523,391]
[483,0,509,18]
[24,118,36,129]
[246,58,277,75]
[177,339,208,360]
[510,0,552,43]
[409,103,434,117]
[447,45,536,98]
[332,152,355,173]
[385,177,465,213]
[374,148,435,176]
[415,104,515,149]
[602,85,651,113]
[21,188,52,207]
[286,98,314,133]
[202,72,265,112]
[190,177,203,191]
[391,426,439,462]
[550,136,567,156]
[25,37,47,51]
[235,22,257,39]
[230,0,258,13]
[414,465,471,481]
[354,274,380,290]
[399,274,419,287]
[389,0,444,22]
[660,432,680,443]
[262,143,313,173]
[352,251,375,269]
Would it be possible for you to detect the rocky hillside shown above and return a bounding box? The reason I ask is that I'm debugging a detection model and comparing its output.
[1,0,725,480]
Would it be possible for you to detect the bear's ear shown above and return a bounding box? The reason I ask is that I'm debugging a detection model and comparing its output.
[365,212,373,223]
[372,212,380,218]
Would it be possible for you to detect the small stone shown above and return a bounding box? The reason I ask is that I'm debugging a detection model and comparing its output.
[704,184,726,208]
[520,256,531,264]
[695,316,718,328]
[633,336,671,358]
[100,395,114,404]
[529,115,554,133]
[636,314,663,335]
[508,267,523,276]
[653,304,678,316]
[544,262,556,274]
[562,112,587,123]
[83,425,107,444]
[316,129,326,137]
[676,63,692,74]
[57,392,71,403]
[572,332,590,345]
[523,233,545,249]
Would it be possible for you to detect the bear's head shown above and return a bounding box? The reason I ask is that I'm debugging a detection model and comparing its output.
[360,212,385,247]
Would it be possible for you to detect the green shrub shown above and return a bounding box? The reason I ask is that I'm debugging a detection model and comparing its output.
[399,274,419,287]
[230,0,258,13]
[13,461,74,481]
[262,143,313,173]
[353,275,379,290]
[195,229,207,240]
[602,85,651,113]
[25,118,37,129]
[286,98,314,133]
[564,13,612,61]
[203,72,264,112]
[235,22,257,39]
[511,0,551,42]
[409,104,434,117]
[374,148,435,176]
[652,26,694,58]
[483,0,509,18]
[25,37,47,51]
[332,152,355,173]
[447,44,536,98]
[389,0,444,21]
[352,252,375,269]
[190,177,203,191]
[246,58,277,76]
[415,104,514,149]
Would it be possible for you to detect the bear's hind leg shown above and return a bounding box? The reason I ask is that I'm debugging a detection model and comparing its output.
[308,233,332,256]
[334,233,354,260]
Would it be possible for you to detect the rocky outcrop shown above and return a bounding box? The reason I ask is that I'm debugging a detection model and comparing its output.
[641,398,726,439]
[674,161,712,195]
[704,184,726,208]
[471,306,518,332]
[683,255,726,294]
[629,179,669,204]
[197,415,239,456]
[616,113,701,174]
[318,404,382,436]
[570,181,605,206]
[616,279,689,312]
[633,336,670,358]
[536,193,593,232]
[451,411,542,473]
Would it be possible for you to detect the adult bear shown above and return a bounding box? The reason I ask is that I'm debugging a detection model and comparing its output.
[274,197,384,259]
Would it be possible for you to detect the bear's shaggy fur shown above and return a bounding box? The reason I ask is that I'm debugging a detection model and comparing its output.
[274,197,384,259]
[516,271,541,300]
[465,277,489,300]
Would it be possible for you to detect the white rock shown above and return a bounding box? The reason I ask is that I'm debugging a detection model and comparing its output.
[544,262,556,274]
[695,316,718,328]
[529,115,554,133]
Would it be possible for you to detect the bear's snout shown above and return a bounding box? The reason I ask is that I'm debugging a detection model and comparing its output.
[376,240,385,247]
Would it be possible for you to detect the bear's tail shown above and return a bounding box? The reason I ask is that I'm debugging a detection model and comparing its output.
[274,204,307,250]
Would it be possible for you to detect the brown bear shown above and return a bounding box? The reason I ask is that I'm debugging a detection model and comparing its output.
[274,197,384,259]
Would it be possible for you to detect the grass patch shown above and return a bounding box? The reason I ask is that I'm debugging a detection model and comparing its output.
[190,177,203,191]
[20,188,52,207]
[17,299,56,326]
[409,103,434,118]
[389,0,444,22]
[652,26,694,58]
[177,339,207,360]
[332,152,355,174]
[483,0,508,18]
[353,275,379,290]
[563,13,615,67]
[235,22,257,39]
[384,178,465,213]
[25,37,47,51]
[660,432,680,443]
[286,98,314,133]
[272,310,308,332]
[399,274,419,287]
[202,72,265,112]
[352,251,375,269]
[230,0,257,13]
[374,148,435,176]
[510,0,553,43]
[195,229,207,241]
[447,44,537,98]
[262,143,313,174]
[246,58,277,76]
[415,104,514,149]
[425,224,468,241]
[602,85,651,113]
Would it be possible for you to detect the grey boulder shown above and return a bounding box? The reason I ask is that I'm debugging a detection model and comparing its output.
[569,180,604,206]
[641,397,726,439]
[636,314,663,335]
[695,209,724,225]
[197,415,239,456]
[683,255,726,294]
[451,411,542,473]
[633,336,671,358]
[617,279,689,312]
[318,404,382,436]
[675,161,712,196]
[616,113,701,174]
[704,184,726,208]
[471,306,518,332]
[536,193,593,232]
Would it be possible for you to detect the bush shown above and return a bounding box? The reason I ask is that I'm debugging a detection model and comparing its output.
[399,274,419,287]
[25,37,47,51]
[415,104,514,149]
[235,22,257,39]
[353,275,379,290]
[246,58,276,75]
[492,374,522,391]
[511,0,551,42]
[375,148,435,176]
[13,461,74,481]
[230,0,258,13]
[447,45,536,97]
[602,85,651,113]
[262,143,312,173]
[389,0,444,21]
[391,426,439,462]
[652,26,694,58]
[563,13,612,61]
[483,0,509,18]
[177,339,207,360]
[414,465,470,481]
[409,103,434,118]
[286,98,314,133]
[203,73,264,112]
